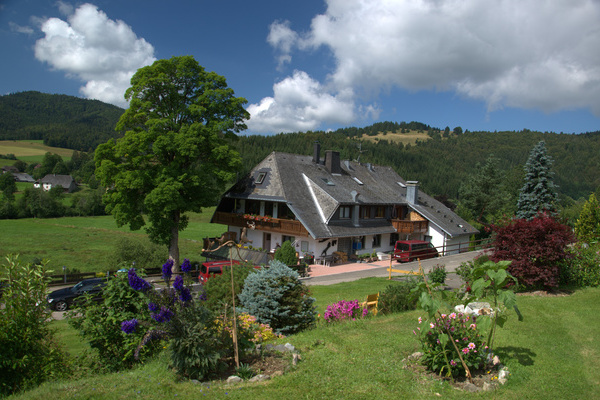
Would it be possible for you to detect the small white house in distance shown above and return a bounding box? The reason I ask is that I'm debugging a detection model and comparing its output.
[211,142,478,262]
[34,174,78,193]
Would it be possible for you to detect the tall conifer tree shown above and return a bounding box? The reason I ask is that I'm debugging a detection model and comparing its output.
[516,140,559,220]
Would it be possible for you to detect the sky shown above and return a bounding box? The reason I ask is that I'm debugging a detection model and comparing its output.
[1,0,600,135]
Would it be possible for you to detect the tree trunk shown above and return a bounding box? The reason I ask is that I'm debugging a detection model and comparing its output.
[169,211,180,272]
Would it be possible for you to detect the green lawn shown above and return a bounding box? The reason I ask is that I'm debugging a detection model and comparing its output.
[0,209,227,273]
[14,284,600,400]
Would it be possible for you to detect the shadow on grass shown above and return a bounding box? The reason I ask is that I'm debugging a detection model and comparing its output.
[494,346,536,366]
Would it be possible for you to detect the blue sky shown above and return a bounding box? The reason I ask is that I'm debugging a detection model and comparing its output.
[1,0,599,135]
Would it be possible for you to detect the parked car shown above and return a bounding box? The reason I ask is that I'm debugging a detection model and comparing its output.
[392,240,439,262]
[46,278,107,311]
[198,260,241,283]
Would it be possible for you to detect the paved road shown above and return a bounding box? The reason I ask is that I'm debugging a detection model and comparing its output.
[302,250,485,287]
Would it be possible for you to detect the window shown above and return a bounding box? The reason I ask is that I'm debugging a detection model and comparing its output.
[372,234,381,248]
[340,206,351,219]
[256,172,267,184]
[282,235,295,244]
[360,206,371,219]
[376,206,385,218]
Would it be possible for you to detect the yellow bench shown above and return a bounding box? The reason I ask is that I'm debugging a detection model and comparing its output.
[361,292,379,315]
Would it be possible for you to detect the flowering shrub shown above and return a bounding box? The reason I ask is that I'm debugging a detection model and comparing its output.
[215,312,284,354]
[415,313,487,377]
[323,300,368,322]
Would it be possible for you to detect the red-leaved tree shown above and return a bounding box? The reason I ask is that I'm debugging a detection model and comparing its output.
[490,213,575,288]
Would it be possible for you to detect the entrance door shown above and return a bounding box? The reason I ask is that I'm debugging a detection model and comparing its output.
[263,233,272,252]
[337,237,352,256]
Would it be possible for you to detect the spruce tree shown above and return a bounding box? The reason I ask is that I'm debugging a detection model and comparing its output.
[516,141,559,220]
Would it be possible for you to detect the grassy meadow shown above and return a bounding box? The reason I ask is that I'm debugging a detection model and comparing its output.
[0,209,226,273]
[0,140,73,163]
[10,285,600,400]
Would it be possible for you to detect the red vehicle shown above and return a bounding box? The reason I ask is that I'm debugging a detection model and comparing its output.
[393,240,439,262]
[198,260,241,283]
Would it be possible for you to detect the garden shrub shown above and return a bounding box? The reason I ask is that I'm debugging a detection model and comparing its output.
[414,313,487,377]
[68,271,159,371]
[323,300,368,322]
[428,264,447,284]
[274,240,298,265]
[455,254,490,288]
[378,278,421,314]
[574,193,600,244]
[0,255,70,396]
[562,243,600,287]
[113,237,166,270]
[491,213,574,288]
[239,259,316,335]
[202,262,256,312]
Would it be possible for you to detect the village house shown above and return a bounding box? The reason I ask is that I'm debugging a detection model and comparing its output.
[34,174,78,193]
[211,143,478,264]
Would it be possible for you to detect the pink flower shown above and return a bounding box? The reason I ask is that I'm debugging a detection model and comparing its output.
[462,348,470,354]
[450,360,457,366]
[430,323,435,329]
[469,324,476,329]
[441,314,447,319]
[418,317,422,324]
[449,312,457,319]
[468,342,476,350]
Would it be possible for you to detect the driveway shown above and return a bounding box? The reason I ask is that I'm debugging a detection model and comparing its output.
[302,249,486,287]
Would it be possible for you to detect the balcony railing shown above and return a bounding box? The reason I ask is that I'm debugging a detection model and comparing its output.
[390,219,429,234]
[212,211,309,236]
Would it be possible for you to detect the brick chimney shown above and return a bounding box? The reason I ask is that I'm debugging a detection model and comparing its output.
[325,150,342,174]
[313,141,321,164]
[406,181,419,205]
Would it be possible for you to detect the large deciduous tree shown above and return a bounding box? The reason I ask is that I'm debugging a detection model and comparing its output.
[516,140,559,220]
[95,56,249,269]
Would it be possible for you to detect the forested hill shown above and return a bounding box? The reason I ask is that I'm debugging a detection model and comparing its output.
[1,91,598,201]
[234,127,600,202]
[0,91,124,151]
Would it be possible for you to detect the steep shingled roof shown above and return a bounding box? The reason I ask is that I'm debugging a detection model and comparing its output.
[222,151,478,239]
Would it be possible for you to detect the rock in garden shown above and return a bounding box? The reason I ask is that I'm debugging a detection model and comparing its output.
[463,382,480,392]
[249,374,270,382]
[227,376,243,383]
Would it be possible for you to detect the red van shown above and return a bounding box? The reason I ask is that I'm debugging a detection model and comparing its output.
[198,260,241,283]
[393,240,439,262]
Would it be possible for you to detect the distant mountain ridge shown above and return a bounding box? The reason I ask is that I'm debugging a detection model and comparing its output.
[0,91,124,151]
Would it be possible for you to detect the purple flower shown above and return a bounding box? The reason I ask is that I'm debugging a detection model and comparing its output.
[121,319,138,334]
[173,275,184,291]
[148,302,159,313]
[151,306,174,323]
[179,287,192,303]
[180,258,191,273]
[128,269,151,291]
[162,259,174,281]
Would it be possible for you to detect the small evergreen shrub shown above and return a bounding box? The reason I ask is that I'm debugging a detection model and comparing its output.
[428,264,447,284]
[239,260,316,335]
[274,240,298,265]
[378,278,421,314]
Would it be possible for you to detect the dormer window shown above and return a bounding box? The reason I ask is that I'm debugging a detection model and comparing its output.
[256,172,267,184]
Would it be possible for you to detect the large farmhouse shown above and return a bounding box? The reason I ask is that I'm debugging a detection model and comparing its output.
[34,174,78,193]
[211,143,478,263]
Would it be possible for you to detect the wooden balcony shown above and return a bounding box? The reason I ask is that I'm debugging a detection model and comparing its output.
[391,219,429,234]
[212,211,309,237]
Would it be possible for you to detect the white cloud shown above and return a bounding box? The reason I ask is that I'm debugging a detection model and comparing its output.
[267,20,299,69]
[9,22,34,35]
[246,70,355,133]
[34,3,155,107]
[254,0,600,133]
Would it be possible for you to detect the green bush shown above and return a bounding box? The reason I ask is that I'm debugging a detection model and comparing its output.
[456,254,490,286]
[0,255,70,396]
[378,278,421,314]
[239,260,316,335]
[562,243,600,287]
[274,240,298,265]
[113,237,166,271]
[427,264,447,284]
[67,272,160,371]
[202,263,257,312]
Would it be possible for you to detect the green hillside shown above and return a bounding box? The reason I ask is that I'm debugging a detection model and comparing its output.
[0,91,124,151]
